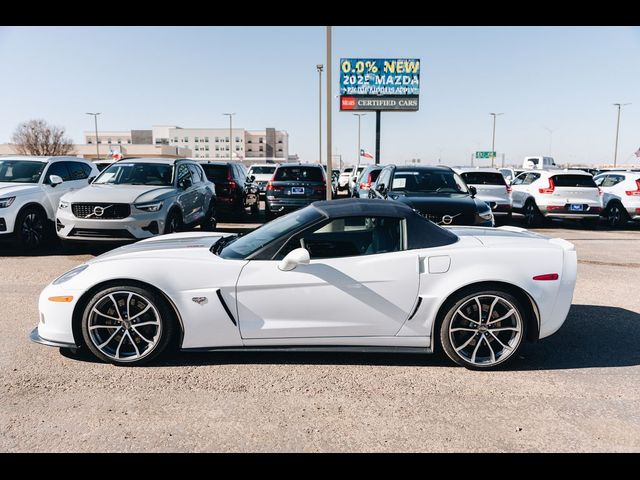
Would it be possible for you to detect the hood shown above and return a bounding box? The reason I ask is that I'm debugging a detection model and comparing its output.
[390,192,483,214]
[88,232,232,264]
[0,182,41,197]
[62,184,177,204]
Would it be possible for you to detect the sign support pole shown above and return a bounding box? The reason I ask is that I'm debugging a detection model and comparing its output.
[375,110,381,165]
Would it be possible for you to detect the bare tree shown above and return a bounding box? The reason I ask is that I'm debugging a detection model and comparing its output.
[11,119,75,156]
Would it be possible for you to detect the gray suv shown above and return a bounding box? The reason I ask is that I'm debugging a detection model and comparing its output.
[264,163,327,220]
[56,157,216,242]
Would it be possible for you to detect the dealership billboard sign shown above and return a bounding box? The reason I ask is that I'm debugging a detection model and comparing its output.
[339,58,420,111]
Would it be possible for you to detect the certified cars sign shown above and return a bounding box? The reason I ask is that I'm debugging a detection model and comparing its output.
[339,58,420,111]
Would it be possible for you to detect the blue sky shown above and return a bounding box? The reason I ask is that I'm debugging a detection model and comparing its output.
[0,26,639,166]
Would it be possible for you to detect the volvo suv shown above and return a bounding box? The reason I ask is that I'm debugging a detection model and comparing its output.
[56,158,216,243]
[454,167,513,223]
[594,170,640,227]
[264,163,327,220]
[0,156,99,249]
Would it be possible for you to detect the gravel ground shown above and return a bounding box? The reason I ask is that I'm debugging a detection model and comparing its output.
[1,217,639,452]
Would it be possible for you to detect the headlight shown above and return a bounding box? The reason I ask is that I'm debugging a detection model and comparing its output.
[52,265,89,285]
[479,210,493,220]
[59,200,69,209]
[0,196,15,208]
[135,201,164,212]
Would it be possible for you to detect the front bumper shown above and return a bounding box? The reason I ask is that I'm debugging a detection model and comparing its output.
[30,326,79,349]
[34,284,84,346]
[56,207,166,241]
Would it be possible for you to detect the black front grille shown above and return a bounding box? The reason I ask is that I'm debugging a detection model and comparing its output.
[69,228,135,239]
[0,218,6,232]
[422,211,474,225]
[72,203,131,219]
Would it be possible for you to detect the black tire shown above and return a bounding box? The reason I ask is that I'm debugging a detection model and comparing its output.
[604,202,629,228]
[80,284,177,366]
[439,288,526,370]
[250,202,259,216]
[13,206,49,250]
[200,201,217,231]
[523,200,544,227]
[164,209,183,234]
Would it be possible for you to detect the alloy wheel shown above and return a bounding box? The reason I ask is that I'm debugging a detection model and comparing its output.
[607,205,622,227]
[87,291,162,362]
[21,212,45,249]
[448,294,523,367]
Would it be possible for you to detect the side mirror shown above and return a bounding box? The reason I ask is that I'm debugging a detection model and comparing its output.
[376,183,386,194]
[180,178,193,190]
[88,176,96,183]
[469,185,477,197]
[278,248,310,271]
[247,175,255,183]
[49,174,63,187]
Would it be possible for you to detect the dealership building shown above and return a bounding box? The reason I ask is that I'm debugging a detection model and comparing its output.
[82,125,290,163]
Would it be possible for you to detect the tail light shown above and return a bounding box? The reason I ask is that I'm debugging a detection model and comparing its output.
[227,169,237,191]
[313,185,326,194]
[533,273,559,281]
[266,180,284,191]
[538,178,555,194]
[625,179,640,196]
[597,187,603,197]
[506,185,512,194]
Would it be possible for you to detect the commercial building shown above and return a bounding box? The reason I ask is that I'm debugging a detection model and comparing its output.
[0,142,192,159]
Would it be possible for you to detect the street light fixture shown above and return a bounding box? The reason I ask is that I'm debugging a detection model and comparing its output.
[86,112,101,159]
[613,103,631,167]
[316,64,323,165]
[489,113,504,168]
[223,113,236,161]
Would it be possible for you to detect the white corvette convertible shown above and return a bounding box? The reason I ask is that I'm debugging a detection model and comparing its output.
[31,199,577,370]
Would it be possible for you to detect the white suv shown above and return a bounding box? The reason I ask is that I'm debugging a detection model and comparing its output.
[511,169,603,227]
[0,156,99,249]
[594,171,640,227]
[454,167,513,222]
[247,163,277,197]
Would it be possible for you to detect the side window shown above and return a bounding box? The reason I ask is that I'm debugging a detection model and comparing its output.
[523,173,541,185]
[609,175,625,186]
[511,173,527,185]
[176,164,192,187]
[376,168,392,190]
[594,175,606,187]
[44,162,71,183]
[277,216,404,260]
[67,162,89,180]
[80,163,94,178]
[188,164,203,183]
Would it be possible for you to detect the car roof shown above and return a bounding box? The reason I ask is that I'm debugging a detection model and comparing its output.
[112,157,185,165]
[454,167,502,174]
[248,163,277,167]
[311,198,413,218]
[199,161,235,166]
[0,155,85,163]
[392,165,454,172]
[277,163,323,168]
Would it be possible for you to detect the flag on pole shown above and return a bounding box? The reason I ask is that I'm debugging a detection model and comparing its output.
[360,149,374,160]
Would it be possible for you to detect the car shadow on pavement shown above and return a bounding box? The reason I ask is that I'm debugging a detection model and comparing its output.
[60,304,640,370]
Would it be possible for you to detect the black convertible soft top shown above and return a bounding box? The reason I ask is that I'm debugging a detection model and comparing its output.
[311,198,413,218]
[311,198,459,249]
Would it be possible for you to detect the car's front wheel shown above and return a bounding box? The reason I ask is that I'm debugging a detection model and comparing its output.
[14,207,48,250]
[81,285,176,366]
[439,289,526,370]
[164,209,183,234]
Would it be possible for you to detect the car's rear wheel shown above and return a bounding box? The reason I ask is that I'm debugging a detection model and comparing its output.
[81,285,176,366]
[523,200,543,227]
[164,209,183,234]
[605,202,629,228]
[439,289,525,370]
[13,207,48,250]
[200,202,217,231]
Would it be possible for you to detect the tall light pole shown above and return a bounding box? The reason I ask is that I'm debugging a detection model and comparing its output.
[223,113,235,161]
[613,103,631,167]
[489,113,503,168]
[86,112,101,159]
[316,64,323,164]
[543,126,553,156]
[353,113,366,169]
[325,26,332,200]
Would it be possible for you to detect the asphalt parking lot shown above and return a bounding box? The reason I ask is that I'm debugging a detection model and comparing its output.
[1,211,639,452]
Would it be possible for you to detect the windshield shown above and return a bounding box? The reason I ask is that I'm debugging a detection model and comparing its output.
[551,175,597,188]
[217,206,324,259]
[460,172,506,186]
[201,165,229,182]
[249,166,276,175]
[392,170,469,194]
[94,163,174,186]
[274,166,324,182]
[0,160,46,183]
